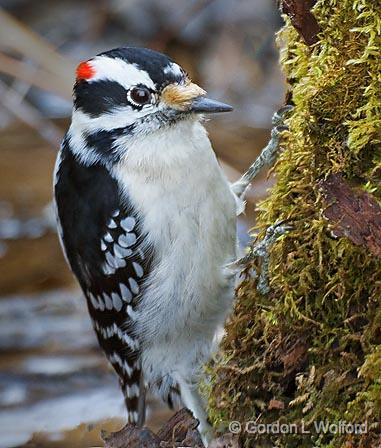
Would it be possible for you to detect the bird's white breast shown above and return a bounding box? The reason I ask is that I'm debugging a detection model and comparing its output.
[113,119,237,377]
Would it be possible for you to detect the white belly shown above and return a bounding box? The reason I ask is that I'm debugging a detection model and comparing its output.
[114,119,237,380]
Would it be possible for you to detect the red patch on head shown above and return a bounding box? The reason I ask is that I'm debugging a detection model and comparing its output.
[76,61,95,80]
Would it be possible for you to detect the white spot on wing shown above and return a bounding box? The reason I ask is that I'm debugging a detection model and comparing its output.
[120,283,132,302]
[98,295,105,311]
[103,293,113,310]
[89,293,99,309]
[108,219,117,229]
[102,263,115,275]
[111,292,123,311]
[113,244,132,259]
[118,233,137,248]
[105,252,117,268]
[129,278,139,294]
[127,304,139,320]
[115,256,127,268]
[137,248,145,260]
[132,262,144,278]
[104,232,113,243]
[120,217,135,232]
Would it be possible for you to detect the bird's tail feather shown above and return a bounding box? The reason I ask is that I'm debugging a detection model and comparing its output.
[120,368,145,425]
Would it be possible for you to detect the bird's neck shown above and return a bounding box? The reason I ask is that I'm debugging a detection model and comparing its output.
[114,119,213,180]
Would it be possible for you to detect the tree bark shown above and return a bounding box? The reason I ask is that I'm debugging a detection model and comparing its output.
[208,1,381,447]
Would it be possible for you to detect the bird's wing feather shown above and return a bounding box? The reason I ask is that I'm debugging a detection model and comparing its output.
[54,141,152,423]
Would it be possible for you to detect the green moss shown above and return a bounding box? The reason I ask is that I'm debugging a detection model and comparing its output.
[208,1,381,447]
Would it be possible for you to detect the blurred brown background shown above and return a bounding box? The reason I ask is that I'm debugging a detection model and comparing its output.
[0,1,285,447]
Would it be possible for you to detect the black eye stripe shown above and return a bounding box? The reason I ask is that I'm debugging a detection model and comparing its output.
[74,79,158,115]
[74,80,128,117]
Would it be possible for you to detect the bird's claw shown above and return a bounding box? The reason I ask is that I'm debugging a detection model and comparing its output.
[248,221,292,295]
[271,104,294,127]
[231,105,294,200]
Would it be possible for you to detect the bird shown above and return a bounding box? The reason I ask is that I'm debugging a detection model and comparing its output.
[54,46,243,445]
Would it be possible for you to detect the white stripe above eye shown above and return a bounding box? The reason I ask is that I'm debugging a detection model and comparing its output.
[88,56,155,91]
[71,57,157,135]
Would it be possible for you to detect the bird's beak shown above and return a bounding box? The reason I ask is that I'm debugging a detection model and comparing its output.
[189,96,233,113]
[162,81,233,114]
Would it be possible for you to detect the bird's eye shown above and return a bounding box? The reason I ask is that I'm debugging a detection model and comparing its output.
[128,87,152,106]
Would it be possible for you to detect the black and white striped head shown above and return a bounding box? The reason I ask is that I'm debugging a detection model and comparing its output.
[68,47,232,165]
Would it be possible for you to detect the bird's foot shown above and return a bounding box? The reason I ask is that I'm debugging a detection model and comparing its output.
[231,105,293,199]
[234,221,292,295]
[272,104,294,127]
[265,104,294,166]
[253,221,292,294]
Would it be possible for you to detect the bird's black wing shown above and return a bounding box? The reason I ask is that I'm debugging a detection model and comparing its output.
[54,140,152,424]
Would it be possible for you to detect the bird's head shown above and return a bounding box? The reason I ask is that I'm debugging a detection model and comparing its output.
[68,47,232,165]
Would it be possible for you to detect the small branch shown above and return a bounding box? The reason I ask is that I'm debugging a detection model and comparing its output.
[280,0,320,46]
[320,173,381,258]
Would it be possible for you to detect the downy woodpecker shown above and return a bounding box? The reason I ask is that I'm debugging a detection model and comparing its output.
[54,47,268,445]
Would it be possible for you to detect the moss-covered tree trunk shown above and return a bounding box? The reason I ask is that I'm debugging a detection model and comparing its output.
[208,1,381,447]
